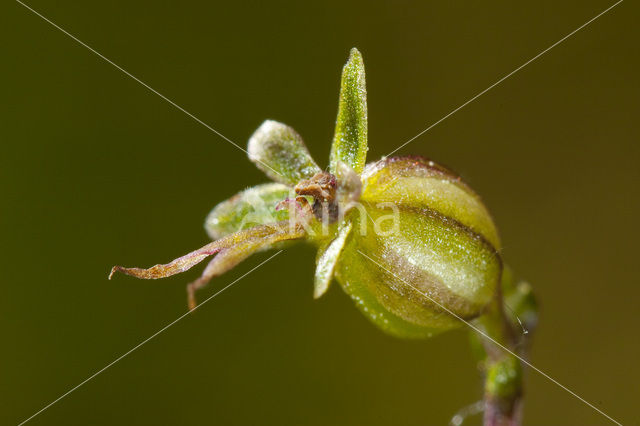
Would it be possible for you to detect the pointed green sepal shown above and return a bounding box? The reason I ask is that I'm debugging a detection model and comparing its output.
[248,120,321,185]
[329,48,368,175]
[205,183,292,239]
[314,222,352,298]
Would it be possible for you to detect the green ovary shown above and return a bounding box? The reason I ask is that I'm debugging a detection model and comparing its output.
[334,207,501,339]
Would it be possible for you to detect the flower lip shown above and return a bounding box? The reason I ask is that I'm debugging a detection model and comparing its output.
[294,171,337,203]
[294,171,339,222]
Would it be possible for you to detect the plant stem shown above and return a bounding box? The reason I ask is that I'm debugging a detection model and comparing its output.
[479,286,524,426]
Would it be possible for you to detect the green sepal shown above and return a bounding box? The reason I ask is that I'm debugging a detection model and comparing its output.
[205,183,292,239]
[329,48,368,175]
[248,120,321,185]
[314,222,352,299]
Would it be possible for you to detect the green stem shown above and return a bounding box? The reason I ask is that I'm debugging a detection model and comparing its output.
[477,283,527,426]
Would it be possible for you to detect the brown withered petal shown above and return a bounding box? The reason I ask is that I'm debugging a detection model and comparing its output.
[109,221,305,281]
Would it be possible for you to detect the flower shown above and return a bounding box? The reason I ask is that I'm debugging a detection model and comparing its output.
[110,48,503,339]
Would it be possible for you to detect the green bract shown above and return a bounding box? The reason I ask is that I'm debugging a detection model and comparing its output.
[110,48,503,338]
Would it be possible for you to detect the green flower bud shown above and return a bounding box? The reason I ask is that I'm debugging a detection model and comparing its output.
[485,356,522,401]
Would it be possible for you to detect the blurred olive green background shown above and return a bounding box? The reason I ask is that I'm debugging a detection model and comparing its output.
[2,1,638,425]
